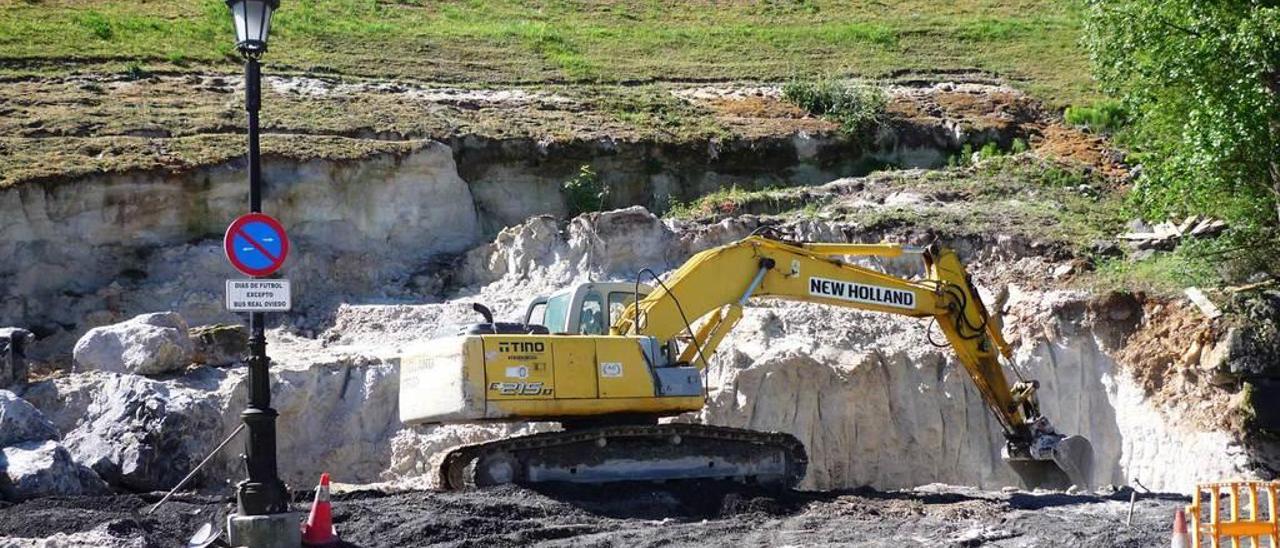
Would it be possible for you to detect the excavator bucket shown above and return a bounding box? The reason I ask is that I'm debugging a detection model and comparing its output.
[1005,435,1095,491]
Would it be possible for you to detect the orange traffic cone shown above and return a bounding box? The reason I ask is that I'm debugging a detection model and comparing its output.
[301,472,339,546]
[1171,508,1190,548]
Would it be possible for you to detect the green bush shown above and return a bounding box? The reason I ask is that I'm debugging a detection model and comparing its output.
[561,164,608,216]
[1063,100,1128,134]
[782,78,887,135]
[951,139,1028,166]
[949,143,976,167]
[1084,1,1279,285]
[1010,137,1029,154]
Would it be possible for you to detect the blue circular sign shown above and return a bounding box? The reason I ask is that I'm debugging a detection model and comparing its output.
[224,213,289,277]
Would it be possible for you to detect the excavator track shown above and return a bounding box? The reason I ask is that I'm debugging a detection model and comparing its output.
[435,424,808,490]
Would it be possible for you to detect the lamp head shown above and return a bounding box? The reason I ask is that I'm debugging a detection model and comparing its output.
[226,0,279,57]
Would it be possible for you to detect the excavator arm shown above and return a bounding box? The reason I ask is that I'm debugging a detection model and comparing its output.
[613,234,1093,488]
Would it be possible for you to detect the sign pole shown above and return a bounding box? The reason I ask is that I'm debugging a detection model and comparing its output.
[236,54,289,517]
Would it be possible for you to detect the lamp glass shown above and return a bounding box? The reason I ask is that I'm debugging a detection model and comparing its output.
[228,0,274,52]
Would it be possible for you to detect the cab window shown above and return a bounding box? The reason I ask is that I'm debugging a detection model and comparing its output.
[608,291,638,325]
[526,303,547,326]
[579,291,606,335]
[543,293,571,333]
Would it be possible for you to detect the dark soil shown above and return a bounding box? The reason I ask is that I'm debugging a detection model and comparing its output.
[0,484,1187,547]
[0,492,229,546]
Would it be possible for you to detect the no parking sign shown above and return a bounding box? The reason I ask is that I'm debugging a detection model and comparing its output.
[224,213,291,311]
[224,212,289,277]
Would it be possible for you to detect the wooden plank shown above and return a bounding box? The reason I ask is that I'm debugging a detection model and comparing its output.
[1185,287,1224,320]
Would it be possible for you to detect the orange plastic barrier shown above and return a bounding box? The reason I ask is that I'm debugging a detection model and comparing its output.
[1186,482,1280,547]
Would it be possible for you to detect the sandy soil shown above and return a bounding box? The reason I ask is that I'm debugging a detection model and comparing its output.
[0,483,1184,547]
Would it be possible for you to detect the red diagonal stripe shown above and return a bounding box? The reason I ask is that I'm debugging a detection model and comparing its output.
[233,226,281,264]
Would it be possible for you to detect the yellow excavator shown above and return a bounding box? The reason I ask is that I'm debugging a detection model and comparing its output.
[399,232,1094,490]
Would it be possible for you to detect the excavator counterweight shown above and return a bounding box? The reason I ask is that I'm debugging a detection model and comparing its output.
[399,235,1094,491]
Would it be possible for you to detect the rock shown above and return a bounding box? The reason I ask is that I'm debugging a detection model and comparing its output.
[883,191,926,207]
[0,390,59,447]
[1,440,109,501]
[1226,291,1280,378]
[190,324,248,367]
[1245,379,1280,436]
[0,327,33,388]
[1087,240,1122,259]
[61,370,237,492]
[1126,219,1152,233]
[73,312,194,375]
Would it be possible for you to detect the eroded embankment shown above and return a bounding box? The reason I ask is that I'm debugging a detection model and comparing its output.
[0,82,1036,364]
[10,207,1261,497]
[0,81,1263,501]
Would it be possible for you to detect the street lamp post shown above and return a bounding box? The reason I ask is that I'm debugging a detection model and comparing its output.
[225,0,289,520]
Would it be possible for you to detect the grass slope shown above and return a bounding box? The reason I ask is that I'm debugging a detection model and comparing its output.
[0,0,1093,104]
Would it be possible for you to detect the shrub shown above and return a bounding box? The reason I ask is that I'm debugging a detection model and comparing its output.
[1063,100,1128,134]
[782,78,887,135]
[1010,137,1029,154]
[561,164,608,216]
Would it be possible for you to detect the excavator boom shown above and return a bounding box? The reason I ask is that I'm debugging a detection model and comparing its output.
[399,234,1093,490]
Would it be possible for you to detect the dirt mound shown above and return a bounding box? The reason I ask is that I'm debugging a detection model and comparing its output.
[1033,123,1130,181]
[1115,300,1240,431]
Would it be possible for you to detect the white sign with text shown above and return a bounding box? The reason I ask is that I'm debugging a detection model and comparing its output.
[226,279,291,312]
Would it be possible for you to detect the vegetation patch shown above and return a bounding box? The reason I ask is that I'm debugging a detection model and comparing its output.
[782,79,887,135]
[665,185,823,220]
[561,164,609,217]
[0,1,1094,104]
[1083,0,1279,287]
[1063,100,1127,135]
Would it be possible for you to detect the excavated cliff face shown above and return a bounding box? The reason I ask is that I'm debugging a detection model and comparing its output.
[8,207,1261,495]
[402,208,1259,493]
[695,293,1249,491]
[0,142,481,362]
[1,83,1033,364]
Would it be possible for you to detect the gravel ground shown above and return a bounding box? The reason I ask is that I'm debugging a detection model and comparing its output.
[0,484,1185,547]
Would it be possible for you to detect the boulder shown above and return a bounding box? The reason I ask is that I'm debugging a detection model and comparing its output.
[61,370,237,492]
[0,440,109,501]
[1227,291,1280,378]
[189,324,248,367]
[73,312,194,375]
[0,327,32,388]
[0,390,59,447]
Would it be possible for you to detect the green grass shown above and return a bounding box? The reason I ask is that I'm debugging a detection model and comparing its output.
[782,78,887,134]
[1064,100,1128,134]
[0,0,1096,105]
[666,184,808,219]
[1090,250,1220,296]
[662,156,1129,257]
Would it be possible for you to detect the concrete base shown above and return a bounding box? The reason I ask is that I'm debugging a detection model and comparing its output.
[227,512,301,548]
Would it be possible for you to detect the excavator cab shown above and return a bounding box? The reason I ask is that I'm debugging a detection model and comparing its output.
[524,283,653,335]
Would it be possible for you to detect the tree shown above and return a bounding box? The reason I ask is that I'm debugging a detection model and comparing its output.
[1083,1,1280,231]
